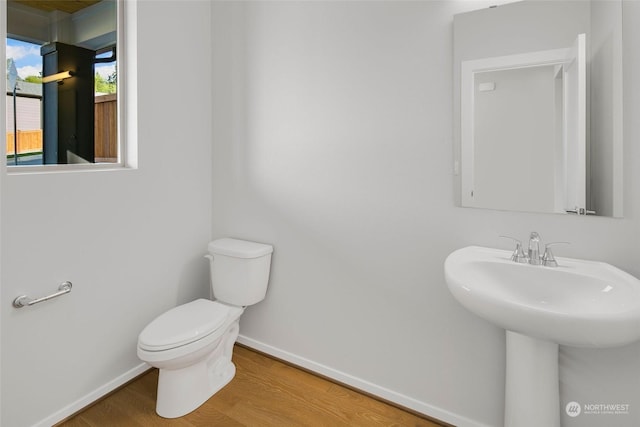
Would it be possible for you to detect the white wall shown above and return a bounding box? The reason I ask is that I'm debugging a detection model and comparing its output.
[0,1,212,426]
[212,2,640,427]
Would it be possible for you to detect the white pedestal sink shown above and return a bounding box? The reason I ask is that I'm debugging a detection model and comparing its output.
[444,246,640,427]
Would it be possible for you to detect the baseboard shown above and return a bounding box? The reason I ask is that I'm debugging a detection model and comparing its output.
[237,335,490,427]
[36,362,150,427]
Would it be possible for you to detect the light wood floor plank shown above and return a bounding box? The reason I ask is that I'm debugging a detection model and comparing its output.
[57,345,445,427]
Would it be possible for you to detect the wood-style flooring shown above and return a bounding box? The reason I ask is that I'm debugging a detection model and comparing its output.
[57,345,446,427]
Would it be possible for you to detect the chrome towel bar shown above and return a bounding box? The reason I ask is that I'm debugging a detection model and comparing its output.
[13,281,72,308]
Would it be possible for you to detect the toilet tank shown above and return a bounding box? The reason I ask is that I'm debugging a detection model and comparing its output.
[208,238,273,306]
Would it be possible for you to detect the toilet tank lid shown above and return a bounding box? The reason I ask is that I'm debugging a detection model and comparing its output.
[209,238,273,258]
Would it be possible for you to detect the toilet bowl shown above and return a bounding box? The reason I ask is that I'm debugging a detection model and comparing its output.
[137,238,273,418]
[138,299,244,418]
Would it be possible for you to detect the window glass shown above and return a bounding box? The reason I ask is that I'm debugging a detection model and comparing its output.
[5,0,118,167]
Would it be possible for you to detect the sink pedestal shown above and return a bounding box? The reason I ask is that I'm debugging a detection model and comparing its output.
[505,331,559,427]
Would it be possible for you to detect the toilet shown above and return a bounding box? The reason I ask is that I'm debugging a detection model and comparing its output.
[137,238,273,418]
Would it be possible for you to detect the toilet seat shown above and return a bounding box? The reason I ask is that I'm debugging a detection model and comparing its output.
[138,299,235,352]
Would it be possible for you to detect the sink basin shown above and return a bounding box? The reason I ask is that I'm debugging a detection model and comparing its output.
[445,246,640,347]
[445,245,640,426]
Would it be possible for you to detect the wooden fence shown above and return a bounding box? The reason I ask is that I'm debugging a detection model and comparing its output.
[6,130,43,155]
[5,94,118,161]
[95,94,117,162]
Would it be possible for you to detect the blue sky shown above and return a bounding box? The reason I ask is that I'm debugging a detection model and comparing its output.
[6,38,115,80]
[6,38,41,79]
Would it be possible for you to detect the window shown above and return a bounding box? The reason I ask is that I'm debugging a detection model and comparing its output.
[4,0,135,170]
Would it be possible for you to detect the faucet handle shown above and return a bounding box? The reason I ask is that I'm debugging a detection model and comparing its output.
[499,236,528,263]
[542,242,570,267]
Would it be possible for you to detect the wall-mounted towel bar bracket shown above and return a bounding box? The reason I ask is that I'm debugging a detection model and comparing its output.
[13,282,72,308]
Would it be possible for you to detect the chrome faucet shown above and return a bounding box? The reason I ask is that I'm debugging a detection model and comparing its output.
[528,232,542,265]
[502,232,569,267]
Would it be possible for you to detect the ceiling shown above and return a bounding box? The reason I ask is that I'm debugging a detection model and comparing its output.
[11,0,101,14]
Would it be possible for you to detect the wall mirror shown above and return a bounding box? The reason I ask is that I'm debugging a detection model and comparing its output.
[5,0,119,167]
[453,1,623,217]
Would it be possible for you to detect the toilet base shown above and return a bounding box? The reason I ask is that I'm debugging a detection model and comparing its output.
[155,321,240,418]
